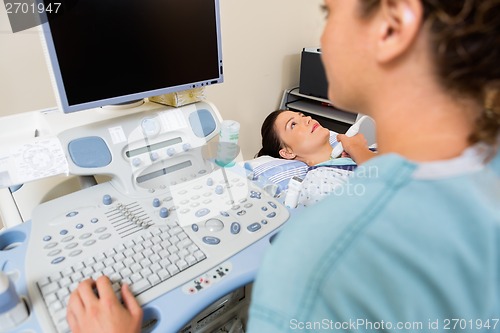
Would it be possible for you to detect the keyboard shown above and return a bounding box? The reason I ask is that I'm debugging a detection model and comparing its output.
[24,166,289,333]
[37,224,205,333]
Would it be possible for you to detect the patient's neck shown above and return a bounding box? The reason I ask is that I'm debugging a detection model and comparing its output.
[299,143,333,166]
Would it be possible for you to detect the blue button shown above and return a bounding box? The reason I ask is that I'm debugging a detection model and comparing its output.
[132,158,142,167]
[195,208,210,218]
[266,212,277,218]
[152,198,161,208]
[192,224,199,232]
[160,207,169,218]
[261,206,268,211]
[261,219,268,225]
[91,218,98,223]
[230,222,241,234]
[150,152,159,161]
[103,194,112,205]
[215,185,224,195]
[167,148,176,156]
[237,210,246,216]
[66,211,78,217]
[268,201,277,209]
[51,256,66,264]
[247,223,261,232]
[76,224,84,229]
[43,235,52,242]
[202,236,221,245]
[60,229,68,235]
[206,178,214,186]
[220,211,230,217]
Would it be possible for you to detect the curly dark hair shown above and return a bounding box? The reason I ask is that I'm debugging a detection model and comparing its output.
[359,0,500,145]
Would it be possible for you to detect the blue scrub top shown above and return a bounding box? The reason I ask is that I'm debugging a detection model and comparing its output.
[247,144,500,332]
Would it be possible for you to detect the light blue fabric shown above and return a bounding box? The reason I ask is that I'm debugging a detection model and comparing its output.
[316,156,356,167]
[247,146,500,332]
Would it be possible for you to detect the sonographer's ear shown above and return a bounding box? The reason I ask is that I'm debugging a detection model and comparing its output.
[279,148,296,160]
[376,0,423,63]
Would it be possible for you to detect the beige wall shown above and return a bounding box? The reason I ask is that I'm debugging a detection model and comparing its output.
[0,0,324,159]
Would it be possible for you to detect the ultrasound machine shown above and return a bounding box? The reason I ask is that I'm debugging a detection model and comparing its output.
[0,1,290,332]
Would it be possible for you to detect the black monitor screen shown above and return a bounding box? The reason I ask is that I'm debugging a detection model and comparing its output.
[42,0,223,113]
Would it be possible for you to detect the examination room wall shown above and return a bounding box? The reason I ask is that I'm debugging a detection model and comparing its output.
[0,0,323,228]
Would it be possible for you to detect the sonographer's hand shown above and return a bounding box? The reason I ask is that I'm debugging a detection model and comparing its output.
[337,133,374,164]
[67,276,143,333]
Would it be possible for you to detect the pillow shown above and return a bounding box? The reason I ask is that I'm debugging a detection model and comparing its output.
[244,156,308,194]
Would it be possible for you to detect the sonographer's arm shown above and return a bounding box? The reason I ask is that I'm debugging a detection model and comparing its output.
[337,133,376,165]
[66,276,143,333]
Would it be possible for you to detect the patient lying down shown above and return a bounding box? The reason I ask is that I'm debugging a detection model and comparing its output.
[257,110,377,207]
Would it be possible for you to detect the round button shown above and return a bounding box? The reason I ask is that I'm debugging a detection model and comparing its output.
[91,218,98,223]
[192,224,199,232]
[153,198,161,208]
[66,211,78,218]
[43,235,52,242]
[160,207,169,218]
[205,219,224,232]
[230,222,241,234]
[132,158,142,167]
[150,152,159,161]
[182,143,191,152]
[166,148,176,156]
[102,194,112,205]
[215,185,224,195]
[206,178,214,186]
[76,224,84,229]
[60,229,68,236]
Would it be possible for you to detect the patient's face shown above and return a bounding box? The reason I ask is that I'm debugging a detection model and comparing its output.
[274,111,330,157]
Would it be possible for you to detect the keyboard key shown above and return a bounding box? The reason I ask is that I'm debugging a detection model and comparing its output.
[130,279,150,295]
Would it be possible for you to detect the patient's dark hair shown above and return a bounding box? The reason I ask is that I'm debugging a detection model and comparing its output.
[256,109,287,158]
[359,0,500,145]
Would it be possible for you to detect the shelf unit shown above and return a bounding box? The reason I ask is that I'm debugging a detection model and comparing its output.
[279,88,361,133]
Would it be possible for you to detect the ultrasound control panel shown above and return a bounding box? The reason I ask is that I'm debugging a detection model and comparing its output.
[0,102,290,333]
